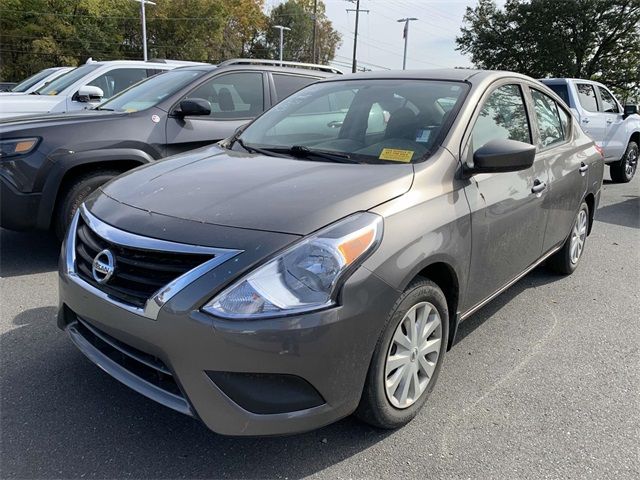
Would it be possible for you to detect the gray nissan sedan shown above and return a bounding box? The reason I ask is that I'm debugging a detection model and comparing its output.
[58,69,603,436]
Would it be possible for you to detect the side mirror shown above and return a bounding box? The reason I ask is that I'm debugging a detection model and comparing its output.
[467,139,536,174]
[623,104,638,118]
[76,85,104,102]
[174,98,211,118]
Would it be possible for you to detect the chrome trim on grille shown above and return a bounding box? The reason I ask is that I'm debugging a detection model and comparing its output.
[64,205,242,320]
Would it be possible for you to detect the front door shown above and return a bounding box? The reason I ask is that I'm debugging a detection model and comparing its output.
[165,71,266,156]
[462,83,549,310]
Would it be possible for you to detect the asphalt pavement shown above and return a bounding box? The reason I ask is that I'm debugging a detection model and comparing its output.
[1,172,638,479]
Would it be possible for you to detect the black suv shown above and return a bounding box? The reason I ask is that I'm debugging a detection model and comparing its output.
[0,59,339,237]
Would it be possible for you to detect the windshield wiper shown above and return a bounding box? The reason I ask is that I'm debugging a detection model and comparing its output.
[235,138,289,158]
[287,145,358,164]
[29,91,40,95]
[94,106,114,111]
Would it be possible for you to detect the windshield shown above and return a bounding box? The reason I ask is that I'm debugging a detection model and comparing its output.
[11,68,57,92]
[37,64,98,95]
[98,69,206,112]
[237,79,468,164]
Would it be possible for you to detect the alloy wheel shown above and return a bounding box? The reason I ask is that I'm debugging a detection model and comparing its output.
[570,208,588,264]
[625,147,638,178]
[384,301,442,409]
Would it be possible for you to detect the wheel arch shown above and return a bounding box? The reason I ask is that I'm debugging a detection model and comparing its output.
[584,192,595,236]
[36,149,154,230]
[409,260,461,351]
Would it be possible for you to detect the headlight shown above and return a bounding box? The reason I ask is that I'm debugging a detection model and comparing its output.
[0,137,39,159]
[203,212,383,319]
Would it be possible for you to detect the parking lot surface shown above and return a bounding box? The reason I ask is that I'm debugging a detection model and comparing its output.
[1,173,638,479]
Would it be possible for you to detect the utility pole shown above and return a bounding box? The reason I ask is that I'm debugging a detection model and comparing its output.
[311,0,318,63]
[132,0,156,61]
[273,25,291,65]
[346,0,369,73]
[397,18,418,70]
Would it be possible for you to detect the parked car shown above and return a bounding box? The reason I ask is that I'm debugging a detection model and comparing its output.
[541,78,639,182]
[0,82,17,91]
[58,69,603,436]
[0,67,74,96]
[0,60,339,237]
[0,60,195,119]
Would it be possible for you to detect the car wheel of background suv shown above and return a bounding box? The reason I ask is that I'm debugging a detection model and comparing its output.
[355,278,449,429]
[54,169,121,240]
[547,201,590,275]
[610,140,638,183]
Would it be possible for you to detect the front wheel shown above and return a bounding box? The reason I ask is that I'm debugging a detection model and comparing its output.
[547,201,589,275]
[355,278,448,429]
[610,141,638,183]
[54,169,121,240]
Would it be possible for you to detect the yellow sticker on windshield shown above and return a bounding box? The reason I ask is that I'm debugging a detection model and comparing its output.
[379,148,414,162]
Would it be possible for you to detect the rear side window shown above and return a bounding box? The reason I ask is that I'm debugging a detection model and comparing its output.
[597,86,619,113]
[185,72,264,119]
[273,74,317,101]
[531,89,565,148]
[471,84,531,151]
[576,83,598,112]
[546,84,570,106]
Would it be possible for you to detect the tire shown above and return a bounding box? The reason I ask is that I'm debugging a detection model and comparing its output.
[547,201,589,275]
[610,141,638,183]
[54,170,121,240]
[355,278,449,429]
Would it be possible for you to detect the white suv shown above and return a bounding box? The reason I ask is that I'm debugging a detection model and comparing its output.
[541,78,640,182]
[0,60,200,119]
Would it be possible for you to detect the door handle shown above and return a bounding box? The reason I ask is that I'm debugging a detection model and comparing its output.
[581,118,590,124]
[327,120,343,128]
[606,119,613,124]
[531,180,547,194]
[579,162,589,174]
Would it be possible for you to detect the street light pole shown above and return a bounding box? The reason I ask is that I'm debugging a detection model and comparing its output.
[133,0,156,61]
[273,25,291,65]
[397,17,418,70]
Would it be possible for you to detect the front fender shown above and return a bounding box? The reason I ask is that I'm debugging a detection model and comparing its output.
[36,148,156,229]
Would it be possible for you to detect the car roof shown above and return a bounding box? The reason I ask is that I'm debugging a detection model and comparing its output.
[315,68,536,84]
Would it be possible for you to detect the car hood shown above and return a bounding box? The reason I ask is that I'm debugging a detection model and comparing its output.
[0,95,64,119]
[100,145,414,235]
[0,109,125,129]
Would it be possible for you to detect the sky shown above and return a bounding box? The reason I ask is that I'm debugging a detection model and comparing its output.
[265,0,506,71]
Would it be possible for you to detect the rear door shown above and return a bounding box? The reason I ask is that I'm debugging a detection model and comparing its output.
[574,82,606,144]
[596,85,626,161]
[526,86,587,251]
[164,71,267,156]
[462,82,549,309]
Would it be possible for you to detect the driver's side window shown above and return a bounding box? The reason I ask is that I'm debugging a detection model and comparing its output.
[470,84,532,153]
[87,68,148,100]
[184,72,264,119]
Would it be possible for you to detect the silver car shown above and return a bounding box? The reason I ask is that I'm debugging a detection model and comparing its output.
[58,69,603,436]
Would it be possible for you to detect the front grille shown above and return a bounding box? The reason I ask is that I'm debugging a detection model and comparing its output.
[74,318,183,399]
[74,216,213,308]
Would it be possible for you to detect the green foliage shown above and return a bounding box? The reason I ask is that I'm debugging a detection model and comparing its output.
[456,0,640,102]
[0,0,341,81]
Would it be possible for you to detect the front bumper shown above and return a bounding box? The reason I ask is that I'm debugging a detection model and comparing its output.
[58,242,399,436]
[0,176,41,230]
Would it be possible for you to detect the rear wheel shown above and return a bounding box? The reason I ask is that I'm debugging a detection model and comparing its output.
[610,141,638,183]
[355,278,448,429]
[547,201,589,275]
[54,170,121,240]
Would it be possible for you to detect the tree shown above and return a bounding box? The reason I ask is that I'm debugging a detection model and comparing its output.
[261,0,341,64]
[456,0,640,101]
